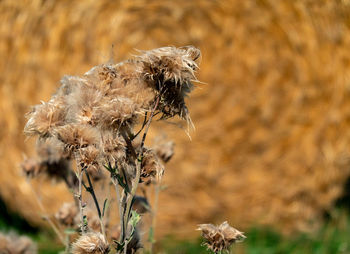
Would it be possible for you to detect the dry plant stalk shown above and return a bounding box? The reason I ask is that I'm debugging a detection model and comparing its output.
[23,46,200,253]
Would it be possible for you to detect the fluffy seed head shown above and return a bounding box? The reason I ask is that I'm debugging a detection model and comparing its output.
[54,124,100,154]
[20,158,42,178]
[138,46,200,120]
[55,202,78,227]
[65,84,104,126]
[102,133,126,167]
[132,195,150,214]
[93,97,140,131]
[140,148,164,182]
[153,139,175,163]
[72,232,109,254]
[0,232,37,254]
[24,97,67,137]
[76,146,101,176]
[197,221,246,253]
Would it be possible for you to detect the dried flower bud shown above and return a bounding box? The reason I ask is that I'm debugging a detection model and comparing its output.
[94,97,139,131]
[55,202,78,227]
[72,232,109,254]
[76,146,103,180]
[24,97,67,138]
[65,84,103,126]
[20,158,42,178]
[138,46,200,120]
[36,137,70,162]
[141,148,164,182]
[54,124,100,153]
[153,140,174,163]
[132,196,150,214]
[0,232,37,254]
[197,221,246,253]
[102,133,126,166]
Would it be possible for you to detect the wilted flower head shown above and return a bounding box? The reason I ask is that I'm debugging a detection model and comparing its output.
[140,148,164,182]
[76,146,102,178]
[0,232,37,254]
[55,202,78,227]
[54,124,100,153]
[101,133,126,167]
[138,46,200,120]
[153,139,174,163]
[197,221,246,253]
[72,232,109,254]
[132,195,150,214]
[20,158,42,178]
[24,96,67,137]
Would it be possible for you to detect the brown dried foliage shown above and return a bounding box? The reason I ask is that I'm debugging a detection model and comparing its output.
[72,232,109,254]
[0,232,37,254]
[198,221,245,253]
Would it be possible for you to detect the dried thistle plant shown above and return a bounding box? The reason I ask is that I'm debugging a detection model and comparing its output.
[197,221,246,253]
[0,232,37,254]
[72,232,109,254]
[23,46,200,253]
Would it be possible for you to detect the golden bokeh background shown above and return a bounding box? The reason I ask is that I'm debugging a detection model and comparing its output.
[1,0,350,238]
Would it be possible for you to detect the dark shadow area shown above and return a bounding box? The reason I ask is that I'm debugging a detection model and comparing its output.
[335,176,350,211]
[0,196,39,234]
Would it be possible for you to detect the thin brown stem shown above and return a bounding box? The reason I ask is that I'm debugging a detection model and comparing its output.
[121,96,161,253]
[140,96,161,157]
[83,168,106,238]
[77,170,85,234]
[149,180,162,253]
[132,112,148,140]
[113,181,122,224]
[26,179,66,246]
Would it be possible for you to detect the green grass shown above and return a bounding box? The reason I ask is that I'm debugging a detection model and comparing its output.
[1,195,349,254]
[161,210,350,254]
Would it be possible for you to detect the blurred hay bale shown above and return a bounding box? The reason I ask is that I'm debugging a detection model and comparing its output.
[1,0,350,237]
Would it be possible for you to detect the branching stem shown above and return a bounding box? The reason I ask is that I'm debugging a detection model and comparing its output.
[83,167,106,238]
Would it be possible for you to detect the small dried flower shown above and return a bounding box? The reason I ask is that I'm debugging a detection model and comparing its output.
[153,139,174,163]
[65,84,103,126]
[72,232,109,254]
[102,133,126,166]
[132,195,150,214]
[76,146,101,177]
[93,97,139,131]
[197,221,246,253]
[138,46,200,120]
[24,97,67,138]
[20,158,42,178]
[32,137,73,180]
[55,202,78,227]
[140,148,164,182]
[36,137,70,162]
[54,124,100,153]
[0,232,37,254]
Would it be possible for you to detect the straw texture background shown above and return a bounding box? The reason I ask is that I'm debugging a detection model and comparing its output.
[1,0,350,237]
